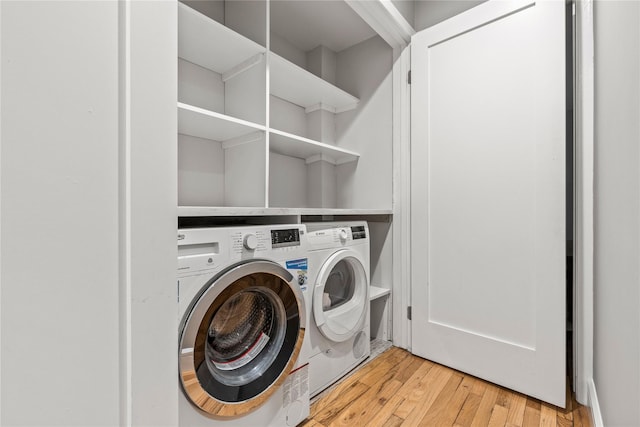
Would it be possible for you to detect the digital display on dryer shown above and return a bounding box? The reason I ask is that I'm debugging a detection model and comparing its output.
[351,226,367,240]
[271,228,300,248]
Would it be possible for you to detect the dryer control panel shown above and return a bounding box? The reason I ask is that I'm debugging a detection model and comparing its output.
[350,225,367,240]
[306,221,369,251]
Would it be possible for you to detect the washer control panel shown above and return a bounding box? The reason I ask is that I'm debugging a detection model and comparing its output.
[271,228,301,248]
[177,225,307,276]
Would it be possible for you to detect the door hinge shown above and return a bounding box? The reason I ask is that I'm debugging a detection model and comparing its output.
[408,70,412,85]
[407,306,412,320]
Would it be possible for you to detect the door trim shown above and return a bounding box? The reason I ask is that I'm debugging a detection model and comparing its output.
[391,41,412,350]
[573,0,594,408]
[345,0,414,50]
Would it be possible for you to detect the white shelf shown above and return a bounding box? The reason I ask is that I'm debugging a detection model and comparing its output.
[269,53,359,112]
[370,286,391,301]
[269,128,359,165]
[178,3,265,75]
[178,206,393,217]
[178,103,265,142]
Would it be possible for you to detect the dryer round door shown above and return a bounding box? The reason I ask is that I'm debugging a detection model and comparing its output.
[313,249,369,343]
[179,259,306,418]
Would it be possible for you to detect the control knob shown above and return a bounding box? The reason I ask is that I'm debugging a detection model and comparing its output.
[338,228,349,242]
[243,234,258,250]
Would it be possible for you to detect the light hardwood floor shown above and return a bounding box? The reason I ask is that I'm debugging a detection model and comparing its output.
[301,346,592,427]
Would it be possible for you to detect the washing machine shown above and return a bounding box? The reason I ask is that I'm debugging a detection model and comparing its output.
[305,221,371,397]
[177,224,311,426]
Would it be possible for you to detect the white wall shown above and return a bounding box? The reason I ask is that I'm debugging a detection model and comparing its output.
[593,2,640,426]
[1,1,178,425]
[269,152,307,208]
[178,134,225,207]
[336,36,393,210]
[182,0,225,24]
[126,2,178,424]
[1,2,121,425]
[270,33,307,69]
[391,0,414,28]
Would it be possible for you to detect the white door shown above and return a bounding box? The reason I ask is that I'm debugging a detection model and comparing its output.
[410,0,566,406]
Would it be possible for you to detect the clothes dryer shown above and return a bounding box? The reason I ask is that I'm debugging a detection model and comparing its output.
[305,222,371,397]
[177,225,311,426]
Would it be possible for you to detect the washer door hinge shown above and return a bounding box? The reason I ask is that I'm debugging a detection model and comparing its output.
[407,306,412,320]
[408,70,412,85]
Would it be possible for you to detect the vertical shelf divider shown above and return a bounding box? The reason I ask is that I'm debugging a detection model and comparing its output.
[265,0,271,208]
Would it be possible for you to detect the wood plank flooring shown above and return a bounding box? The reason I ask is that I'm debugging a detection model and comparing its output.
[301,346,592,427]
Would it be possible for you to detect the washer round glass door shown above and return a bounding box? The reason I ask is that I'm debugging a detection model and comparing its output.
[313,249,368,342]
[179,260,305,418]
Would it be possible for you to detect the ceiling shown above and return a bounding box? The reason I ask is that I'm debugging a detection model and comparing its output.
[270,0,377,53]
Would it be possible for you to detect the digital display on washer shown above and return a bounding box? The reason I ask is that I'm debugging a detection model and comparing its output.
[351,225,367,240]
[271,228,300,248]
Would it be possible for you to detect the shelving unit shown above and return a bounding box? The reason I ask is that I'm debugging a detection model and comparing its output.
[370,285,391,301]
[178,206,392,217]
[269,129,359,165]
[177,0,395,344]
[370,287,391,341]
[177,1,373,210]
[269,53,359,112]
[178,3,265,74]
[178,103,265,142]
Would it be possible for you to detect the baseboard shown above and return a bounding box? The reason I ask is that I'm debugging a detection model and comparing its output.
[587,378,605,427]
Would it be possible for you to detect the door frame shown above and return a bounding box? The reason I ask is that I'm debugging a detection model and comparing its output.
[386,0,595,410]
[573,0,597,415]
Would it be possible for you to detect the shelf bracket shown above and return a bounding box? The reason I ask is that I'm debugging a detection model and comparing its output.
[222,53,264,82]
[306,153,338,165]
[222,131,263,149]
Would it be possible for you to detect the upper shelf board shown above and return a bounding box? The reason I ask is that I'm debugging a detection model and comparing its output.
[178,103,265,142]
[271,0,376,53]
[178,3,266,75]
[269,129,359,165]
[270,53,359,113]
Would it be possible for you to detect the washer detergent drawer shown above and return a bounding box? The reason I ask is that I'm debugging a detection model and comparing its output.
[177,243,225,276]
